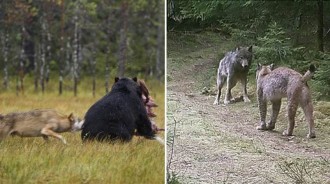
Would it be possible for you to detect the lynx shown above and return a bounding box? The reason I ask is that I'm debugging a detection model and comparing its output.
[256,63,316,138]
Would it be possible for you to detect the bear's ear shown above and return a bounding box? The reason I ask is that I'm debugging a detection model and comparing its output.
[115,77,119,83]
[248,45,253,52]
[132,77,138,82]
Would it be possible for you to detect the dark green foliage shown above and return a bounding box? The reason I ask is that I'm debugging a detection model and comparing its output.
[255,22,293,65]
[169,0,330,99]
[167,172,181,184]
[313,52,330,99]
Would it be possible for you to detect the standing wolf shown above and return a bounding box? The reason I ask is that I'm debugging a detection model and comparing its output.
[256,63,316,138]
[214,46,253,105]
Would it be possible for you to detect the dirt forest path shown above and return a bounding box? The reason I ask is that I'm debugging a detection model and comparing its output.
[167,32,330,184]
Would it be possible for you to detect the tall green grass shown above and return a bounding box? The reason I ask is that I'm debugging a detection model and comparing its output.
[0,76,165,184]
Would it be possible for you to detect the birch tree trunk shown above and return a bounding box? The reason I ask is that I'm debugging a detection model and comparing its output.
[105,16,111,93]
[17,26,26,96]
[59,0,65,95]
[34,43,40,91]
[73,14,79,96]
[91,51,96,97]
[1,31,9,89]
[118,1,128,77]
[156,0,164,80]
[40,15,46,94]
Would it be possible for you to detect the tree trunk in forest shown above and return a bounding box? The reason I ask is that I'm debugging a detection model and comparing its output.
[91,32,97,97]
[40,15,46,94]
[105,16,111,93]
[1,31,9,89]
[118,1,128,77]
[105,48,110,93]
[73,14,79,97]
[66,36,71,85]
[317,0,324,52]
[59,0,65,95]
[156,0,164,80]
[34,43,39,91]
[17,26,26,95]
[45,31,51,84]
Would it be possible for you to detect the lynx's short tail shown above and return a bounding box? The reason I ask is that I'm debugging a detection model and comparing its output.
[302,64,316,82]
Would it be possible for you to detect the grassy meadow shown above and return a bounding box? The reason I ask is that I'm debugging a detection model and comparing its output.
[0,76,165,184]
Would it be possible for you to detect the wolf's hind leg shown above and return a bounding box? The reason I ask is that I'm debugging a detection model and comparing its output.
[214,75,226,105]
[41,127,67,144]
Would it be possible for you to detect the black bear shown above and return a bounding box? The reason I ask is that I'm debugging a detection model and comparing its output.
[81,77,155,142]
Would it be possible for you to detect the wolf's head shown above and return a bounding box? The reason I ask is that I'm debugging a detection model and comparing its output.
[68,113,84,132]
[235,46,253,70]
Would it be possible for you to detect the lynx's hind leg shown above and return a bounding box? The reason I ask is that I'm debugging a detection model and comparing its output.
[283,98,298,136]
[257,96,267,130]
[300,90,316,138]
[268,100,281,130]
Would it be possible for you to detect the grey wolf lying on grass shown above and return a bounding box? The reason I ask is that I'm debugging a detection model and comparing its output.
[0,109,82,144]
[256,63,316,138]
[214,46,253,105]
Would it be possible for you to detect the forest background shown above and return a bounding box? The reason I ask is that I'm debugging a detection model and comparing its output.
[168,0,330,99]
[0,0,164,96]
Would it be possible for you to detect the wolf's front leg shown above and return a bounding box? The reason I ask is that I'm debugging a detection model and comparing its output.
[224,76,235,104]
[241,77,250,102]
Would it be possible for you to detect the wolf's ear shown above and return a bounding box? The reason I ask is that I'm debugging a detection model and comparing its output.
[68,113,74,122]
[269,63,274,70]
[236,46,241,51]
[248,46,253,52]
[115,77,119,83]
[132,77,138,82]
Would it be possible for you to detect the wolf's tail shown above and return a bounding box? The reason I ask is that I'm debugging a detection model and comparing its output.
[302,64,316,82]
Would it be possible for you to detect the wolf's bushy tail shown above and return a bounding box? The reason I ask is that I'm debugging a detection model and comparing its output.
[302,64,316,82]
